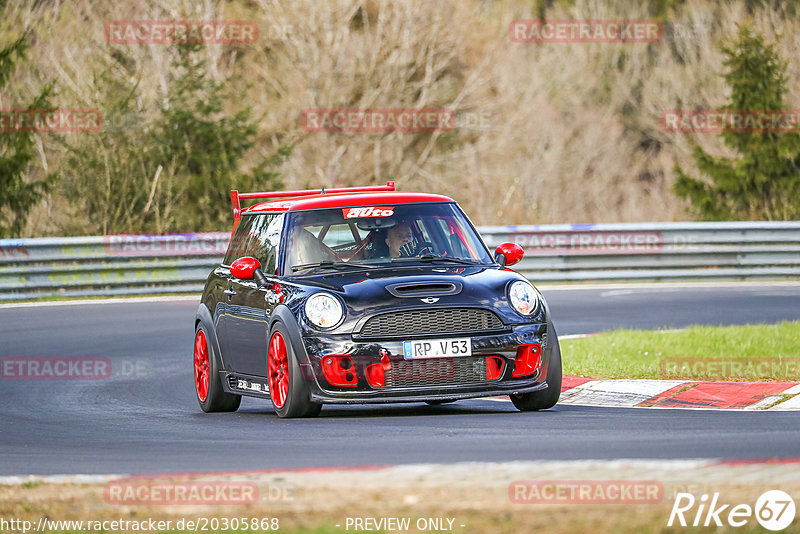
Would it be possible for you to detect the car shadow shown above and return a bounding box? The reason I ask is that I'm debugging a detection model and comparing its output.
[232,398,563,419]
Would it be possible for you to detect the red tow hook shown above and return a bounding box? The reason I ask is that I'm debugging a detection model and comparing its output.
[381,351,392,370]
[366,349,393,388]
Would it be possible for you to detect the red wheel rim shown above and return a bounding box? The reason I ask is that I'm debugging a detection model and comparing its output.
[268,332,290,409]
[194,329,210,402]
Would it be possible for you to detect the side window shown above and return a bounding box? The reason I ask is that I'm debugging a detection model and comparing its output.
[223,215,256,265]
[222,213,284,270]
[251,214,283,274]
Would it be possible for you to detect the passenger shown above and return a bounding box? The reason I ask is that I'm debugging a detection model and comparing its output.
[288,227,334,266]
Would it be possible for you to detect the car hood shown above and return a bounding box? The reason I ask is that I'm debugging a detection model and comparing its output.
[291,264,543,325]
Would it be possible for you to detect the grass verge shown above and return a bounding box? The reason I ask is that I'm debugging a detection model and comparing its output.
[561,321,800,381]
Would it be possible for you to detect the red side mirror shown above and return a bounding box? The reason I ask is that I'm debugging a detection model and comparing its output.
[495,242,524,267]
[230,257,261,280]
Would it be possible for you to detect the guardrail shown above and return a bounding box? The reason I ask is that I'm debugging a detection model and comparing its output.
[1,222,799,300]
[480,221,800,282]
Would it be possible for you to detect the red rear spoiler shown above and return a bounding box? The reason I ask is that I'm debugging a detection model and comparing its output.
[230,181,396,234]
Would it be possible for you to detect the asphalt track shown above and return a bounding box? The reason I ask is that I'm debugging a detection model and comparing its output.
[0,282,798,475]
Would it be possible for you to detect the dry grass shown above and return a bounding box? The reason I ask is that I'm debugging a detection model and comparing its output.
[3,0,800,236]
[3,461,800,533]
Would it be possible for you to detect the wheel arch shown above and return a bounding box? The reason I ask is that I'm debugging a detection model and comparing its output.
[268,305,311,366]
[541,319,561,385]
[195,303,226,369]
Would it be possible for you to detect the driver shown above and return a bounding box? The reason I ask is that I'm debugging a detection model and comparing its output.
[385,222,414,258]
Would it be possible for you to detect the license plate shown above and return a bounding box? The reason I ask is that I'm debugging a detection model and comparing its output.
[402,338,472,359]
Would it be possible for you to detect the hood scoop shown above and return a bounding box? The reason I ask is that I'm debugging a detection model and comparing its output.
[386,281,463,298]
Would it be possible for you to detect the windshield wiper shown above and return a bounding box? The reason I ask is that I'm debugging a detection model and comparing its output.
[391,255,480,265]
[292,260,372,272]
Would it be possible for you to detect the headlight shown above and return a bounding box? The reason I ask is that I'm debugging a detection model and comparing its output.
[304,292,344,328]
[509,281,539,316]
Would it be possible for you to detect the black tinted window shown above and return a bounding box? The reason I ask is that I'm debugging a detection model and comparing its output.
[223,214,256,264]
[223,213,284,273]
[249,214,283,274]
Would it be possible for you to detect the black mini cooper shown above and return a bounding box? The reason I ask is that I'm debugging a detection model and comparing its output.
[194,182,561,417]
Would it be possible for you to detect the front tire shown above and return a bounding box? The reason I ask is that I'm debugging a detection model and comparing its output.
[194,324,241,413]
[267,322,322,418]
[510,326,562,411]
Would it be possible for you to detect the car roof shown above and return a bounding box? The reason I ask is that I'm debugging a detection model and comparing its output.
[243,192,455,213]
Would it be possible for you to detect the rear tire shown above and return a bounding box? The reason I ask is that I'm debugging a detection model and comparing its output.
[267,322,322,418]
[510,326,562,411]
[194,324,241,413]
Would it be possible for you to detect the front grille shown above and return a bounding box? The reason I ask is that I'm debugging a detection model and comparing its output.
[384,356,488,388]
[359,308,504,338]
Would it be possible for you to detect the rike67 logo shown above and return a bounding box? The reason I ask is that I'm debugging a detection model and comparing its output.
[343,206,394,218]
[669,490,796,531]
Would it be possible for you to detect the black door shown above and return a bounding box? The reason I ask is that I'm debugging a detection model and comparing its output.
[216,212,284,377]
[218,274,270,377]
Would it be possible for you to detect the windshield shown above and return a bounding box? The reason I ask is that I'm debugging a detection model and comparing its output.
[283,202,492,273]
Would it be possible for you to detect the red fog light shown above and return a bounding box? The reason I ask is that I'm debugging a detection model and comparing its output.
[321,355,358,387]
[486,356,504,381]
[513,343,541,377]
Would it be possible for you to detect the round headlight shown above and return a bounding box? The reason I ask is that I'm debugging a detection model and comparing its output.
[304,292,344,328]
[509,281,539,316]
